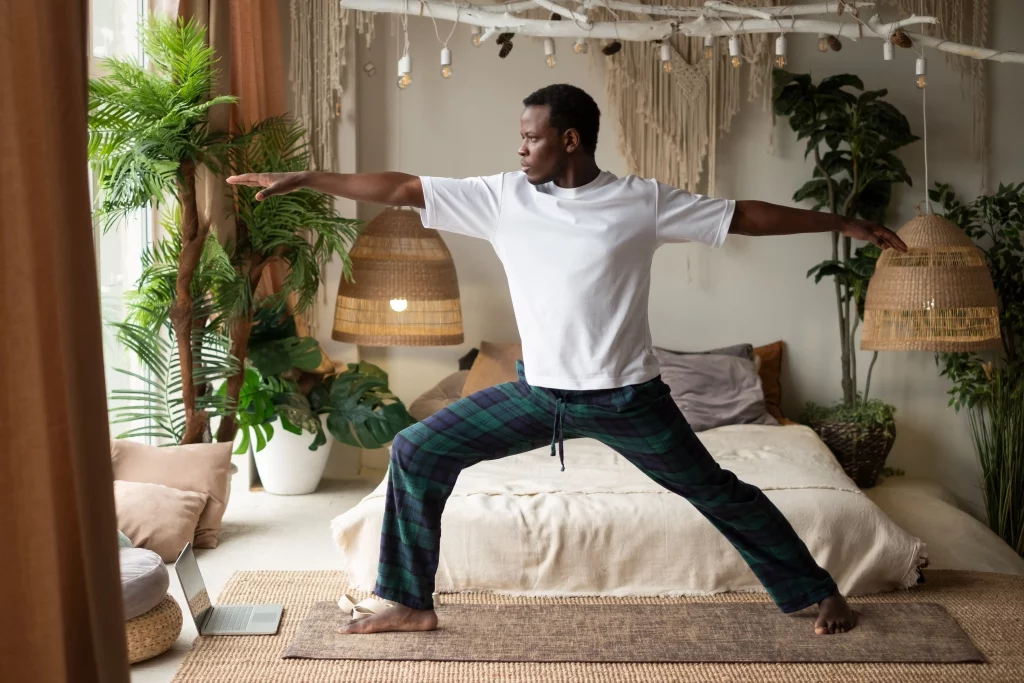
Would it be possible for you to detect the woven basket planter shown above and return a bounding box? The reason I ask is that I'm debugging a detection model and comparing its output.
[126,594,182,664]
[806,418,896,488]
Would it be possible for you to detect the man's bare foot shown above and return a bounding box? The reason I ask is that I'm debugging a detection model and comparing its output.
[339,604,438,634]
[815,592,856,635]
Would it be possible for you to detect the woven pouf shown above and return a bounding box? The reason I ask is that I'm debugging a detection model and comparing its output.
[126,594,182,664]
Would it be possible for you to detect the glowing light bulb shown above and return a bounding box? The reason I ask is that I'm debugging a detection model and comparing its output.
[916,57,927,89]
[660,42,672,73]
[774,35,787,68]
[883,41,894,61]
[471,26,481,47]
[440,47,452,79]
[390,299,408,312]
[818,33,828,52]
[916,75,927,89]
[396,54,412,90]
[703,35,714,59]
[728,36,741,68]
[573,40,588,54]
[544,38,556,68]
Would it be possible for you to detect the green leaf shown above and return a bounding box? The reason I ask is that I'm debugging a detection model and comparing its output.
[248,336,323,376]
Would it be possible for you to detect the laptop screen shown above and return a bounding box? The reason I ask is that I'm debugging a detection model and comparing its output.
[175,543,212,626]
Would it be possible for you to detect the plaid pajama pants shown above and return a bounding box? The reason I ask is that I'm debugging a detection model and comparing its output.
[374,360,838,613]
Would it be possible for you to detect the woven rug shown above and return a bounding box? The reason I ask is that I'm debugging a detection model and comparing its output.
[172,570,1024,682]
[284,602,981,663]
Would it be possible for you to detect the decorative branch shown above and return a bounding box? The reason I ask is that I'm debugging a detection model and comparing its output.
[337,0,1024,64]
[533,0,591,27]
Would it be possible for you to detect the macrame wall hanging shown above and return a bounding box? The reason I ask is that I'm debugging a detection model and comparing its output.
[598,0,777,196]
[289,0,375,171]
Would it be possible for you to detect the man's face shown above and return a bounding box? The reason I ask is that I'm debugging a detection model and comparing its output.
[518,105,569,185]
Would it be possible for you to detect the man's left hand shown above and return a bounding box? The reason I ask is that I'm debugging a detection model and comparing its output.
[840,218,908,252]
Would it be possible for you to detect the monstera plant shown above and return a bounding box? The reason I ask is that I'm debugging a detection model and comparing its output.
[773,69,918,487]
[232,304,415,494]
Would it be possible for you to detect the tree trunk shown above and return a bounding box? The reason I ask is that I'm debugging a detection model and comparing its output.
[843,235,855,405]
[215,317,253,444]
[170,159,210,445]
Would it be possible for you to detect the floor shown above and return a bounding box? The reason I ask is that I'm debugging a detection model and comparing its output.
[130,458,379,683]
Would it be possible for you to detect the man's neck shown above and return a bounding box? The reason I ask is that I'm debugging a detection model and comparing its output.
[552,159,602,189]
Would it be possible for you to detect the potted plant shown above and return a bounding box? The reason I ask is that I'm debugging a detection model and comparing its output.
[772,69,918,487]
[232,305,415,495]
[931,181,1024,555]
[89,17,238,444]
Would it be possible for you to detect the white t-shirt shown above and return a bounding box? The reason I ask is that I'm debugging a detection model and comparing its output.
[418,170,735,390]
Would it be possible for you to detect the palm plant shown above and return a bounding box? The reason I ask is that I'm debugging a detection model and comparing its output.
[213,116,361,443]
[88,17,236,444]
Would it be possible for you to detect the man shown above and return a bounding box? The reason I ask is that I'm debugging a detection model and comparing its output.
[228,84,907,638]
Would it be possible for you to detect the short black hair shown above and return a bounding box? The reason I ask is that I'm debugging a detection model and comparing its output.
[522,84,600,156]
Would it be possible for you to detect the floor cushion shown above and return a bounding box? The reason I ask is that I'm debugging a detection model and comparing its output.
[126,595,182,664]
[110,439,232,548]
[115,480,209,562]
[120,547,170,620]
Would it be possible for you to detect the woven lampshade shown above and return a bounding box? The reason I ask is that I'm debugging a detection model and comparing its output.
[861,213,1001,352]
[333,208,464,346]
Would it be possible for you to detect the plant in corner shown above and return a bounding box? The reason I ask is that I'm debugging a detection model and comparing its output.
[772,69,918,487]
[931,181,1024,555]
[89,17,238,444]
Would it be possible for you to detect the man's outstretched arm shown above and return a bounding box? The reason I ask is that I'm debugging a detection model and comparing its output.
[730,200,908,252]
[226,171,425,209]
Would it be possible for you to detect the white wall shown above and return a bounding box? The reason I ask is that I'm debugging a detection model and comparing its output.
[294,2,1024,514]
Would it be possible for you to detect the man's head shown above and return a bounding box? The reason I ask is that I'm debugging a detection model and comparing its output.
[519,84,600,185]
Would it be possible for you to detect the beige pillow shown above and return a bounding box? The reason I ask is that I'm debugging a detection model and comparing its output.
[409,370,469,421]
[110,440,232,549]
[462,341,523,396]
[114,481,209,562]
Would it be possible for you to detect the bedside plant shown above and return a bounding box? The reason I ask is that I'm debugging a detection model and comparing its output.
[772,69,918,487]
[931,181,1024,556]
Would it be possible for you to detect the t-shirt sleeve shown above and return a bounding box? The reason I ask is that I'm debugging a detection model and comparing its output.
[417,173,504,241]
[655,181,735,248]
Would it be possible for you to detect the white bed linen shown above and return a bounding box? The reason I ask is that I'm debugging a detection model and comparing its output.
[332,425,928,599]
[865,478,1024,576]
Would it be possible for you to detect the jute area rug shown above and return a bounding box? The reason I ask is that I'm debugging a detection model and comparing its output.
[171,570,1024,683]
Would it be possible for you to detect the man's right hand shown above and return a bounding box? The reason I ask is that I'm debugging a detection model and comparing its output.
[226,172,307,201]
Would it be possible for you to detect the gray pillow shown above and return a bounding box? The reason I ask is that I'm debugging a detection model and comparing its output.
[652,348,778,432]
[653,343,754,361]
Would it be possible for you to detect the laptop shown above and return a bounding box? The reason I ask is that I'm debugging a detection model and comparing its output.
[174,542,283,635]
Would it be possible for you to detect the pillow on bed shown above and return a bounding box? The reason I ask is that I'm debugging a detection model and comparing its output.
[332,424,927,601]
[753,341,785,422]
[461,341,522,396]
[408,370,469,421]
[653,348,778,431]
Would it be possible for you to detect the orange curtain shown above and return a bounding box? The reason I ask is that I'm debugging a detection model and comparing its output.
[0,2,129,681]
[230,0,287,130]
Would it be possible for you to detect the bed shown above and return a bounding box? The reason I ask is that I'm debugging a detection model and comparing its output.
[331,346,1024,602]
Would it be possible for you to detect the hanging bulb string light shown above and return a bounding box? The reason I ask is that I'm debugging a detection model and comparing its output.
[424,2,460,78]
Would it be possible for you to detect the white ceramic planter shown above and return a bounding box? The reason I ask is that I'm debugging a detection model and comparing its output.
[252,417,334,495]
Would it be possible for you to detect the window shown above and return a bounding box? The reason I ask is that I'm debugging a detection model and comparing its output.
[89,0,150,428]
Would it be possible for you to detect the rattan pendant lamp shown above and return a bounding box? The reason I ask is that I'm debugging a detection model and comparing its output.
[332,208,464,346]
[861,67,1000,353]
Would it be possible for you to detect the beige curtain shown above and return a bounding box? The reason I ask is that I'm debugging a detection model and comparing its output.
[0,2,129,681]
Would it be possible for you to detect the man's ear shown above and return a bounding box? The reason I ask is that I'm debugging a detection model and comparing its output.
[564,128,580,154]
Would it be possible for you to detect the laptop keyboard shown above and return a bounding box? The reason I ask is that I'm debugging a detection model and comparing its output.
[205,605,254,633]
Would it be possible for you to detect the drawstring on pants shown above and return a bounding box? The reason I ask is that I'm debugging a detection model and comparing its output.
[550,397,566,471]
